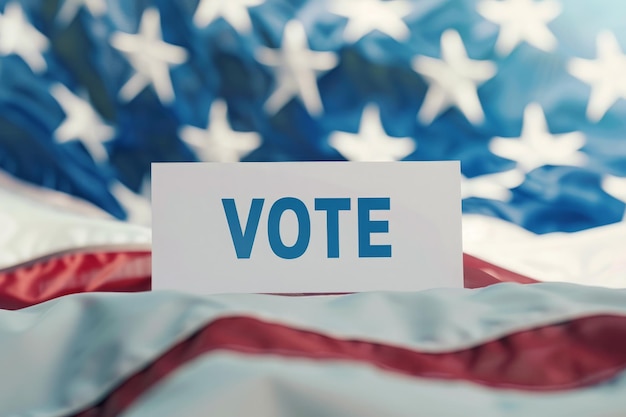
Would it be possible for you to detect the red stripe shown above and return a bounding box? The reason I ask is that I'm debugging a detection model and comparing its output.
[0,251,532,310]
[463,253,538,288]
[0,251,151,310]
[72,314,626,416]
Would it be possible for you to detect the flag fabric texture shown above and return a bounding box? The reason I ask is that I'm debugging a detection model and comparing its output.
[3,284,626,416]
[1,0,626,415]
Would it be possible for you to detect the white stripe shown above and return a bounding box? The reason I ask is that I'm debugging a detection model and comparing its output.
[121,351,626,417]
[0,183,151,271]
[463,214,626,288]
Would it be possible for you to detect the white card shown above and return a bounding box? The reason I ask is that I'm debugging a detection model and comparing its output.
[152,161,462,294]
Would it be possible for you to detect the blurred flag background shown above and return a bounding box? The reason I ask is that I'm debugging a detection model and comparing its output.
[1,0,624,224]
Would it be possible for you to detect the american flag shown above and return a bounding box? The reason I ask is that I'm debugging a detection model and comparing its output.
[0,0,626,415]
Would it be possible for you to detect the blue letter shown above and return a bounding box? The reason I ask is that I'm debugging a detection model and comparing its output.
[314,198,351,258]
[222,198,264,259]
[267,197,310,259]
[358,198,391,258]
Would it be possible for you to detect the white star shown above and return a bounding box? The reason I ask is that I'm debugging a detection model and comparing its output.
[603,175,626,204]
[0,2,49,73]
[255,20,338,116]
[477,0,561,56]
[568,31,626,122]
[412,29,496,125]
[489,103,587,173]
[193,0,263,32]
[110,180,152,226]
[178,99,261,162]
[51,83,115,163]
[603,175,626,221]
[109,7,188,104]
[461,170,525,201]
[329,0,413,43]
[55,0,107,26]
[139,173,152,201]
[328,104,415,161]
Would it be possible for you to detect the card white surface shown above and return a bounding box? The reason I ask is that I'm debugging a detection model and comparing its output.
[152,161,462,294]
